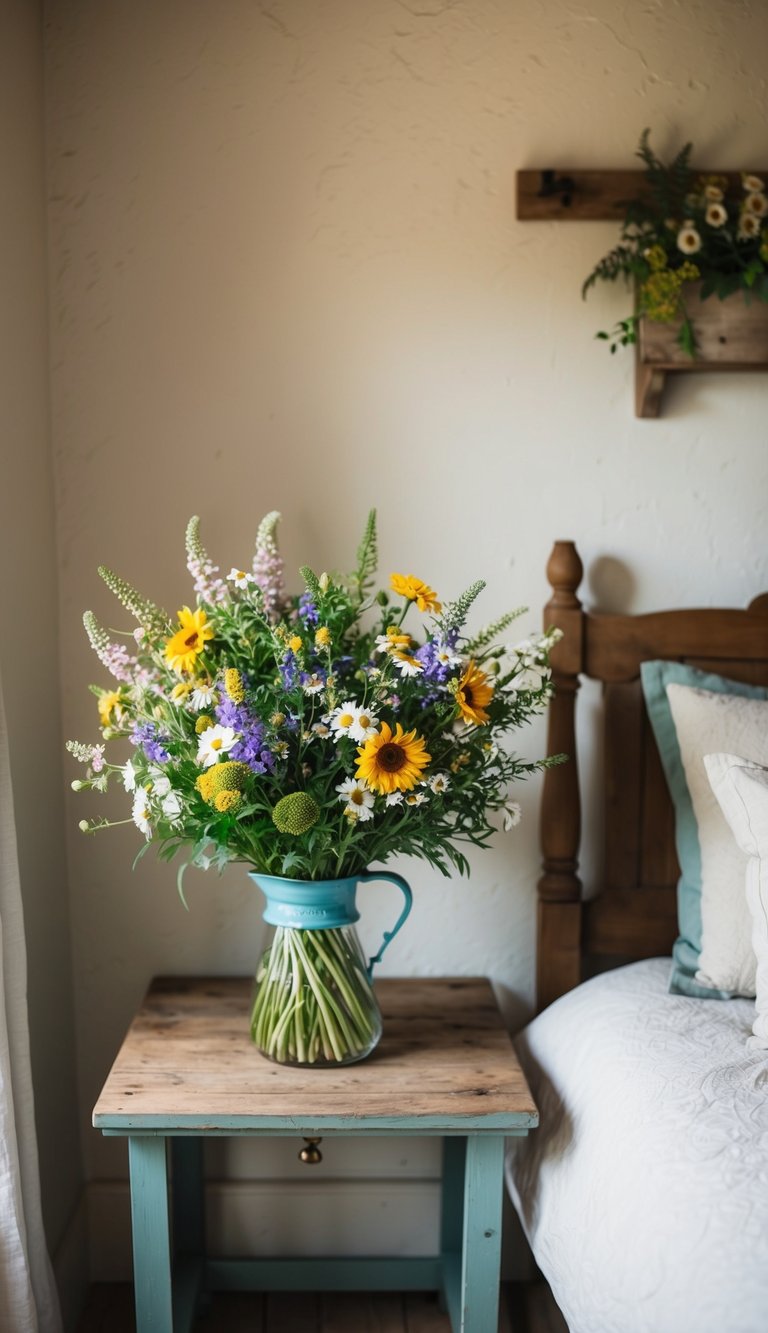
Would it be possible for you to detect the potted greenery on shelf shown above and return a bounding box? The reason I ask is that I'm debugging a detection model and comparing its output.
[582,129,768,358]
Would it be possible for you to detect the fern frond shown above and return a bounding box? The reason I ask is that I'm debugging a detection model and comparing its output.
[440,580,486,634]
[352,509,378,603]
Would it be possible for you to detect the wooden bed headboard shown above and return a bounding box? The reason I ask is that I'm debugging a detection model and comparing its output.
[537,540,768,1013]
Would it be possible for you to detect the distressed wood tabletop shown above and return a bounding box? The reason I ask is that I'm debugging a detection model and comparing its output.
[93,977,537,1131]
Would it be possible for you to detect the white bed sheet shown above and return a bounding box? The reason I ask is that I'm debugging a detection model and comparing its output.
[506,958,768,1333]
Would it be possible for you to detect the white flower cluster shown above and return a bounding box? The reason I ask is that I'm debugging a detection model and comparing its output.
[677,173,768,253]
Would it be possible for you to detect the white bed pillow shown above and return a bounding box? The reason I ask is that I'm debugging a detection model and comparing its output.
[704,753,768,1050]
[665,684,768,996]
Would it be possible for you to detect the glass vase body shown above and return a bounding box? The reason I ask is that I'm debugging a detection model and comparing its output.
[248,871,412,1068]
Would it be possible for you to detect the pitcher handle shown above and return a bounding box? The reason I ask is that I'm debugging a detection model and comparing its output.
[358,870,413,978]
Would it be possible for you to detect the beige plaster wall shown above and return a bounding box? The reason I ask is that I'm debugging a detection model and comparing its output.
[45,0,768,1267]
[0,0,84,1311]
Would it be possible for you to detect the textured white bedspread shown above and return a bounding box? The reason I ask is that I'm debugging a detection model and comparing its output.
[506,959,768,1333]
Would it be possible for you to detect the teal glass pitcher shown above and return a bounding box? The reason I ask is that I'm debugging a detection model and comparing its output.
[248,870,412,1067]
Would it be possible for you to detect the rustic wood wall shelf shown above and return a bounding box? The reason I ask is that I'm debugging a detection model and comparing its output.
[516,168,768,417]
[516,169,764,222]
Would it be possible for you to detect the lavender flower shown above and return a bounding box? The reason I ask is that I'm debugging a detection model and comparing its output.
[185,516,227,606]
[280,651,298,691]
[416,631,461,684]
[298,592,319,625]
[215,697,274,775]
[130,722,170,764]
[83,611,137,683]
[252,511,285,621]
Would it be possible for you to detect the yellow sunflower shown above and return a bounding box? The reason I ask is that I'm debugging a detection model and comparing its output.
[456,660,493,726]
[389,573,441,614]
[355,722,431,795]
[97,689,124,728]
[164,606,214,675]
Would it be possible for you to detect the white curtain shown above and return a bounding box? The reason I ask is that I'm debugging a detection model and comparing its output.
[0,676,62,1333]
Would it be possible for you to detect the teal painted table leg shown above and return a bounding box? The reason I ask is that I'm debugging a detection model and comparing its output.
[171,1138,206,1326]
[459,1135,505,1333]
[128,1137,173,1333]
[171,1137,204,1255]
[439,1137,466,1312]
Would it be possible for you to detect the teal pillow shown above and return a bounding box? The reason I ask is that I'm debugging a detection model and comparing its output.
[640,661,768,997]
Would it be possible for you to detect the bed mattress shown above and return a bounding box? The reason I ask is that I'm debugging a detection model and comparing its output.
[506,958,768,1333]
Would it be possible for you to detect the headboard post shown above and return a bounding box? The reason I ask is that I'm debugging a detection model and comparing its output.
[537,541,585,1012]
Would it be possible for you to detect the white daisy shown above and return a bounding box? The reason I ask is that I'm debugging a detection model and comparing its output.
[197,725,237,767]
[190,681,216,711]
[744,191,768,218]
[385,791,404,807]
[404,791,427,807]
[433,640,462,670]
[122,759,137,792]
[302,673,326,695]
[336,778,375,821]
[348,706,379,743]
[330,703,359,739]
[374,628,412,656]
[704,184,724,202]
[677,225,702,254]
[228,567,255,588]
[428,772,451,795]
[311,722,332,739]
[503,802,522,831]
[743,174,764,194]
[705,202,727,228]
[738,213,760,240]
[391,651,424,677]
[161,790,183,823]
[132,790,152,836]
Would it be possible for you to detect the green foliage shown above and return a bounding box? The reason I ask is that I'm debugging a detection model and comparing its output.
[352,508,378,605]
[439,580,486,634]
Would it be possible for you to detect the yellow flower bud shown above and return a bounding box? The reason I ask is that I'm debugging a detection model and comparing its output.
[224,668,245,704]
[214,790,242,813]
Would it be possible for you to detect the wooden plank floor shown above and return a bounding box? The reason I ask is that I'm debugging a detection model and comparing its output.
[76,1284,520,1332]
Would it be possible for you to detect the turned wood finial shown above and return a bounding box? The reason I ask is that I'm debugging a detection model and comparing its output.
[546,541,583,611]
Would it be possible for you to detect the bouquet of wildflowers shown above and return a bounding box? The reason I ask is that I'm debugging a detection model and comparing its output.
[583,129,768,356]
[69,511,561,1061]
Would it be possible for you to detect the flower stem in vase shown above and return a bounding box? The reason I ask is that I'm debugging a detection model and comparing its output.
[249,925,382,1066]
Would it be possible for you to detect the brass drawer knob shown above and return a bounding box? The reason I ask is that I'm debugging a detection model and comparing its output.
[299,1136,323,1165]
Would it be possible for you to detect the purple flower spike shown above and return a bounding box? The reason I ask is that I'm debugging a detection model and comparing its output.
[130,721,170,764]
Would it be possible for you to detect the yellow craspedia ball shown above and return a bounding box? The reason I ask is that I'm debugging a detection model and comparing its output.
[214,790,242,813]
[195,771,215,802]
[208,762,251,796]
[195,715,214,734]
[272,791,320,835]
[224,668,245,703]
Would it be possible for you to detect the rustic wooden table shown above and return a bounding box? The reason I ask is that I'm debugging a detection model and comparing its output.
[93,976,538,1333]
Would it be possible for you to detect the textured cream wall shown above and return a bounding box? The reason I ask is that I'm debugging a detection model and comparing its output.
[0,0,83,1286]
[45,0,768,1264]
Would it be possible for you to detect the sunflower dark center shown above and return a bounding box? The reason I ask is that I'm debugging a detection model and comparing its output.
[463,684,474,705]
[378,742,406,773]
[184,632,199,648]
